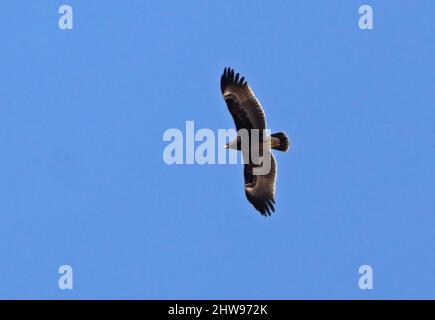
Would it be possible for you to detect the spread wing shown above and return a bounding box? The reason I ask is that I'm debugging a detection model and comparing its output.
[244,151,277,216]
[220,67,267,131]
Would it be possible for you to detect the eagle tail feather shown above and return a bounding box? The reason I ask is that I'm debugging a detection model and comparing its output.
[271,132,289,152]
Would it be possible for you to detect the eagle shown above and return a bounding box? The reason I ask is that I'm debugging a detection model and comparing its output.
[221,67,289,216]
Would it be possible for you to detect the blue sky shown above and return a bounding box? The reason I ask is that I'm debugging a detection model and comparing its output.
[0,1,434,299]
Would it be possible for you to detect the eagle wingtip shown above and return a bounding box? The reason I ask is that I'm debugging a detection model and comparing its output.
[254,198,276,217]
[220,67,248,93]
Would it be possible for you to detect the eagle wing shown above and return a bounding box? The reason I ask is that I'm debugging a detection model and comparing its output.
[220,67,267,131]
[244,151,277,216]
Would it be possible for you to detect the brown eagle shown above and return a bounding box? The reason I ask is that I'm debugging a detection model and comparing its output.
[221,67,289,216]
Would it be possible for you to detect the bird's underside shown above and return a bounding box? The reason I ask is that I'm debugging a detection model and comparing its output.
[220,67,289,216]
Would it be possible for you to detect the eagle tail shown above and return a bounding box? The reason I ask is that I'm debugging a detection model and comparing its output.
[271,132,289,152]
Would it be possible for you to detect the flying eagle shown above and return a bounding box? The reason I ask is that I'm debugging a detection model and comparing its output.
[221,67,289,216]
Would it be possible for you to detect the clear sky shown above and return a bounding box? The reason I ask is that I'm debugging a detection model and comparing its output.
[0,1,434,299]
